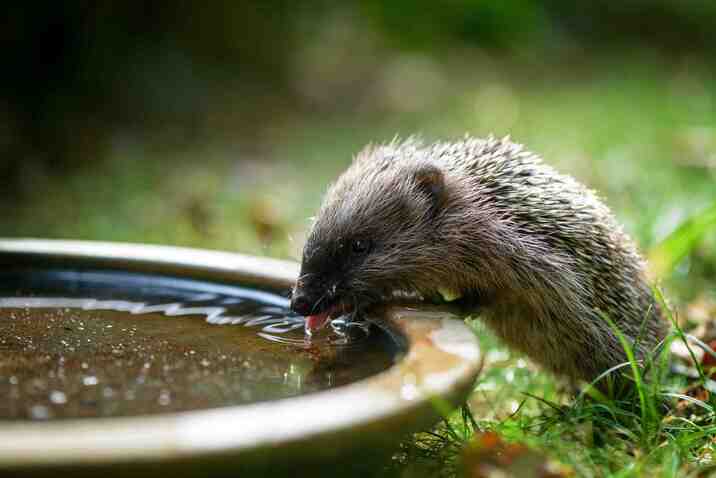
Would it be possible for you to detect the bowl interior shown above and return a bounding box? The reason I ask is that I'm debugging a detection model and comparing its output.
[0,268,399,420]
[0,240,481,475]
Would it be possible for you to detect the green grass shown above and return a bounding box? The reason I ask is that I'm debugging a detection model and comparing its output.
[3,55,716,476]
[391,299,716,477]
[649,201,716,279]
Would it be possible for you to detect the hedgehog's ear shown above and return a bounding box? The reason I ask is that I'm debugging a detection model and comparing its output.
[413,164,445,215]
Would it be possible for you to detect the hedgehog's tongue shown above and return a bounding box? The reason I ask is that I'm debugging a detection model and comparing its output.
[304,312,331,335]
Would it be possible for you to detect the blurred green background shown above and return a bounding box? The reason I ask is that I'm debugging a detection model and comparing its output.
[2,1,714,299]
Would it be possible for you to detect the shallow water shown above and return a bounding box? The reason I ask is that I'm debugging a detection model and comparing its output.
[0,270,397,420]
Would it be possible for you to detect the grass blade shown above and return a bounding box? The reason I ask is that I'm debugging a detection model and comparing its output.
[648,201,716,278]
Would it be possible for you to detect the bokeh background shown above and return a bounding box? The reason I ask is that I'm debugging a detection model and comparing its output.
[2,2,715,299]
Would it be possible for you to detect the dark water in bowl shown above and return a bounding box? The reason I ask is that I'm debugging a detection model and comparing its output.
[0,270,397,420]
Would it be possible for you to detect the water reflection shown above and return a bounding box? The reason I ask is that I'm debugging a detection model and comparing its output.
[0,296,370,348]
[0,269,395,420]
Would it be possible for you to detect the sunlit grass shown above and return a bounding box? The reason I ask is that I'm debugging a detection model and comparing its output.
[649,201,716,279]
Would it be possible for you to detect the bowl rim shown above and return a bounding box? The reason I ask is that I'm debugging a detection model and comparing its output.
[0,238,482,469]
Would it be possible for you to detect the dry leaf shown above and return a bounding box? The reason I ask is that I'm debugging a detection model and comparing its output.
[462,432,572,478]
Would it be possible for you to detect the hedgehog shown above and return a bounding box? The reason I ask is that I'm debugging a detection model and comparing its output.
[289,136,667,385]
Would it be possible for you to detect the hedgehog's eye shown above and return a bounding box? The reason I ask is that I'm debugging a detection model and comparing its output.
[351,239,371,255]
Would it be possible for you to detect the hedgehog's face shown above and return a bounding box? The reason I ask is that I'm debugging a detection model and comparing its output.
[290,158,446,329]
[290,233,377,320]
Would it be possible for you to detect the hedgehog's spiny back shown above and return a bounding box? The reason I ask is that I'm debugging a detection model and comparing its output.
[403,136,664,381]
[316,136,666,382]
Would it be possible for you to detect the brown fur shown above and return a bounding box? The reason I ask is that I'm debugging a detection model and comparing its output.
[292,136,667,384]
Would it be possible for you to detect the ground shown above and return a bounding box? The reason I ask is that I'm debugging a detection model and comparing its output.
[5,54,716,477]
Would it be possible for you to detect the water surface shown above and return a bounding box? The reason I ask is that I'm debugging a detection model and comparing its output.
[0,270,397,420]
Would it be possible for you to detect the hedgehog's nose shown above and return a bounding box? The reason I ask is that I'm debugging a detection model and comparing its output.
[290,294,313,316]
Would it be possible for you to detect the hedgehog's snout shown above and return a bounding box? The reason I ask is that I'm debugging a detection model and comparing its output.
[289,292,313,316]
[290,276,335,316]
[289,278,314,315]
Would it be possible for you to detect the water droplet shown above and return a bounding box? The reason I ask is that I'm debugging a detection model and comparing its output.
[158,390,171,406]
[400,383,419,401]
[30,405,51,420]
[49,390,67,404]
